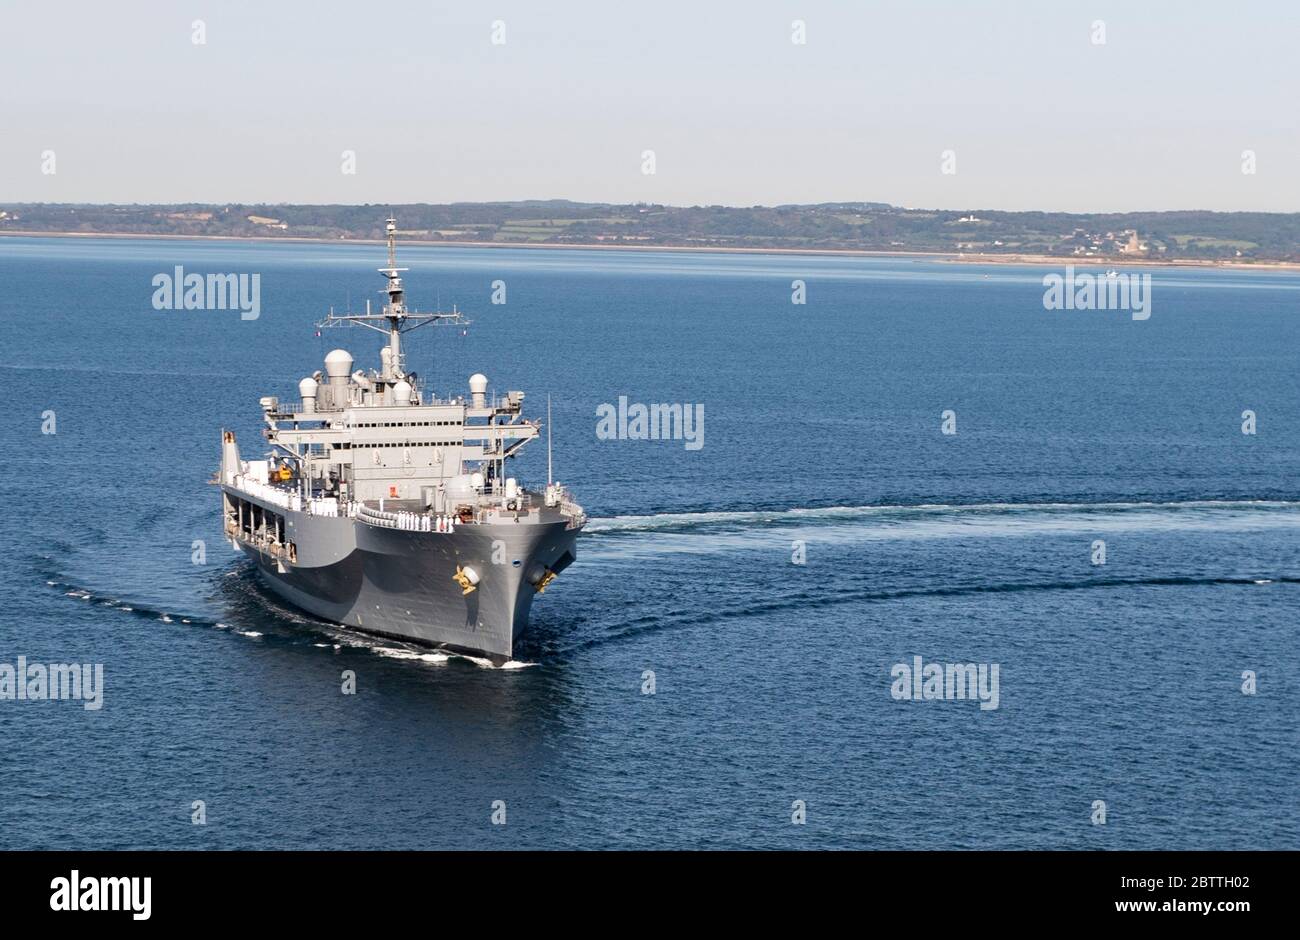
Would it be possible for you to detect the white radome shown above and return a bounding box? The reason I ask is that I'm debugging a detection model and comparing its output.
[324,348,354,378]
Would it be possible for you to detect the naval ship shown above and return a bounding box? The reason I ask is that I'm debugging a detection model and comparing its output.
[216,219,585,662]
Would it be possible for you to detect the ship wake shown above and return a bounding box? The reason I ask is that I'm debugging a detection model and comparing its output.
[38,564,538,671]
[582,499,1300,558]
[554,572,1300,657]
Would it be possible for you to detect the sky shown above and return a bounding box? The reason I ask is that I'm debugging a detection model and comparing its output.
[2,0,1297,212]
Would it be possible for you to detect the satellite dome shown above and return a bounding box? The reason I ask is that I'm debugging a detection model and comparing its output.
[468,373,489,408]
[298,377,318,397]
[324,349,354,378]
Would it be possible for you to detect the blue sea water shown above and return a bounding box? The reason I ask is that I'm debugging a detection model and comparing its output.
[0,236,1296,849]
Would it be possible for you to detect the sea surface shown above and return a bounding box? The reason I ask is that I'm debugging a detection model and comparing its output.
[0,236,1296,849]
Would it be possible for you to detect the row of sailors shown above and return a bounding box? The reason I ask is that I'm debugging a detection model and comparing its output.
[307,497,342,518]
[358,507,459,533]
[235,475,299,512]
[235,475,344,518]
[236,473,456,532]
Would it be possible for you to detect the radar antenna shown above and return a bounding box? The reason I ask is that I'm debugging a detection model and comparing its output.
[315,217,470,379]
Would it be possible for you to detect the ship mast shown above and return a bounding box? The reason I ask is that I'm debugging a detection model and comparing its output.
[315,217,470,380]
[378,217,406,377]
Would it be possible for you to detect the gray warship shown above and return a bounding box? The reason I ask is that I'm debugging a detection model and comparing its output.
[216,219,585,662]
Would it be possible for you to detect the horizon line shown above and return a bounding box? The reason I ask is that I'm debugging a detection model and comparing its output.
[3,198,1297,217]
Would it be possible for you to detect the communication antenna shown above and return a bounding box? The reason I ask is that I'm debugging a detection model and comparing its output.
[547,393,553,486]
[315,217,470,379]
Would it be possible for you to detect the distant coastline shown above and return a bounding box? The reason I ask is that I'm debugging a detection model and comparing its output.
[4,200,1299,266]
[4,228,1299,272]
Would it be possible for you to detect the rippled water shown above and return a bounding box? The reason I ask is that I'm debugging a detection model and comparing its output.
[0,238,1296,848]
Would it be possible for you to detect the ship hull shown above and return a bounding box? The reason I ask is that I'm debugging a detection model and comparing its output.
[224,487,578,662]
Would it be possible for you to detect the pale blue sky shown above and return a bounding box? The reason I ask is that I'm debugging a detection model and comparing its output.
[2,0,1296,211]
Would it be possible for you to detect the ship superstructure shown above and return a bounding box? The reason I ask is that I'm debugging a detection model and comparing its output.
[216,219,585,661]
